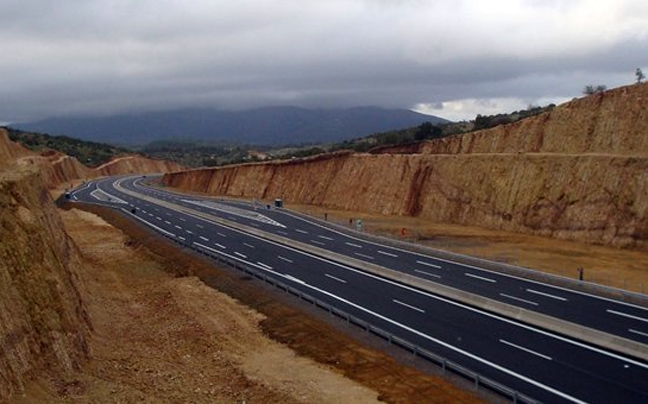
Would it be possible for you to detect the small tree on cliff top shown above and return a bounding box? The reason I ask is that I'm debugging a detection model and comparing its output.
[636,68,645,84]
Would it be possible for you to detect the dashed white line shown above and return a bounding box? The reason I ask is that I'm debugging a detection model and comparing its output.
[378,250,398,258]
[345,242,363,248]
[180,218,186,222]
[415,269,442,279]
[243,243,255,249]
[164,221,171,225]
[156,216,162,220]
[310,239,326,246]
[199,236,210,242]
[629,329,648,338]
[174,225,182,230]
[186,230,193,234]
[500,339,552,361]
[217,232,227,238]
[500,293,539,306]
[355,252,375,260]
[277,230,289,236]
[257,262,273,270]
[214,243,226,249]
[526,289,568,302]
[325,273,347,284]
[607,310,648,323]
[196,224,204,229]
[465,273,497,283]
[393,299,425,313]
[416,260,441,269]
[296,229,309,234]
[234,251,247,259]
[278,256,293,263]
[318,235,334,241]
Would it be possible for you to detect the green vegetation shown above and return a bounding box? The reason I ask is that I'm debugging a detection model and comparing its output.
[5,126,133,167]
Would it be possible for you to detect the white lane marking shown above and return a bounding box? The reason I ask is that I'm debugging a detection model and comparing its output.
[416,260,441,269]
[607,310,648,324]
[234,251,247,259]
[378,250,398,258]
[228,216,238,222]
[164,221,171,225]
[214,243,226,249]
[393,299,425,313]
[186,230,193,234]
[415,269,442,279]
[318,235,334,241]
[250,223,260,228]
[629,329,648,338]
[278,256,293,263]
[345,242,363,248]
[141,210,147,214]
[217,232,227,238]
[325,273,347,284]
[156,216,162,220]
[220,253,588,403]
[180,218,186,222]
[174,225,182,230]
[500,293,539,307]
[166,213,172,216]
[199,236,209,242]
[311,239,326,246]
[243,242,255,249]
[465,273,497,283]
[124,208,177,239]
[277,230,289,236]
[148,213,154,217]
[526,289,568,302]
[196,224,204,229]
[257,262,273,270]
[296,229,309,234]
[354,252,375,260]
[117,181,648,373]
[178,236,186,241]
[500,340,552,361]
[284,274,305,284]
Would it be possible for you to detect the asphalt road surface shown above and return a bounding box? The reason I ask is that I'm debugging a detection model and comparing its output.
[68,175,648,403]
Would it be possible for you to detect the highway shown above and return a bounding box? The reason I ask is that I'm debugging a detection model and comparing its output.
[68,175,648,403]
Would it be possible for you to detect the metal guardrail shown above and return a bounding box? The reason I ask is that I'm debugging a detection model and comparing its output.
[280,209,648,306]
[113,206,538,404]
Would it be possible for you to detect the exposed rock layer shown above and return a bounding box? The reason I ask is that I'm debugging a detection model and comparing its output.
[163,84,648,249]
[0,130,181,400]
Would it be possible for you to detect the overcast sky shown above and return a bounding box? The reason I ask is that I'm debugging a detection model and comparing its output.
[1,0,647,124]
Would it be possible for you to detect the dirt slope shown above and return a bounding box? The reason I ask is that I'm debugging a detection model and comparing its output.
[163,83,648,249]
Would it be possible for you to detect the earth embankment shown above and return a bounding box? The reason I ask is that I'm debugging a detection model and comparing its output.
[163,84,648,249]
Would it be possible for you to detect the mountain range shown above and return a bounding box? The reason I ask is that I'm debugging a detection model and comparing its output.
[14,106,448,146]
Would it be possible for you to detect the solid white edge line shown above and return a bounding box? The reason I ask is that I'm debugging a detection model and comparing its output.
[116,177,648,372]
[607,309,648,324]
[526,289,568,302]
[465,273,497,283]
[277,209,648,313]
[234,251,247,259]
[393,299,425,313]
[500,339,553,361]
[187,239,588,402]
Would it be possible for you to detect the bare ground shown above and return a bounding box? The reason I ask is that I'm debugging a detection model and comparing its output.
[13,203,484,403]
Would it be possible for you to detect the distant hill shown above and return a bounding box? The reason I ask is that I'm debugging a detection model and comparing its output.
[14,107,448,146]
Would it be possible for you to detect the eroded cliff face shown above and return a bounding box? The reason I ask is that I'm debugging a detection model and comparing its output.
[163,83,648,249]
[0,129,181,400]
[0,166,91,400]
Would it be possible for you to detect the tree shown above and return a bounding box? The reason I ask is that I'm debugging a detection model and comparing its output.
[583,84,606,95]
[636,68,645,84]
